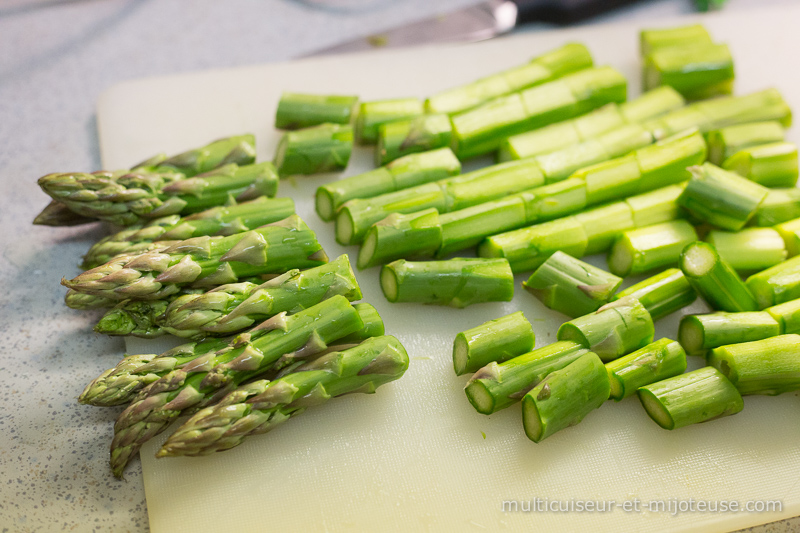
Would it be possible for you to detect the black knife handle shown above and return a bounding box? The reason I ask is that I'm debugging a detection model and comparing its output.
[511,0,644,25]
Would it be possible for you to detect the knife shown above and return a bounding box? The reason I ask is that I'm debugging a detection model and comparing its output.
[306,0,642,57]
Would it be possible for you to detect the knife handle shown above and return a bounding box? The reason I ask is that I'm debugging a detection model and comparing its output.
[511,0,644,25]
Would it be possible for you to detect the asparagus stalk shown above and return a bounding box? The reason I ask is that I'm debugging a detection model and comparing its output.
[523,251,622,318]
[376,114,452,165]
[637,366,743,430]
[357,209,442,269]
[722,142,799,188]
[639,24,712,56]
[708,334,800,395]
[610,268,696,322]
[607,220,698,277]
[745,256,800,308]
[63,215,327,302]
[33,200,95,226]
[452,312,535,376]
[157,335,409,457]
[766,298,800,335]
[575,193,636,252]
[557,297,655,362]
[426,42,593,115]
[451,66,627,159]
[465,340,590,414]
[775,217,800,257]
[705,228,787,273]
[355,98,424,144]
[274,92,359,130]
[678,312,781,356]
[274,124,353,176]
[680,241,758,312]
[380,258,513,308]
[643,42,734,100]
[605,339,686,401]
[706,121,785,165]
[753,188,800,226]
[150,135,257,177]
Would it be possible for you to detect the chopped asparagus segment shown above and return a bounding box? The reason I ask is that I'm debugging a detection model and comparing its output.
[753,188,800,226]
[637,366,743,430]
[706,121,785,165]
[766,298,800,335]
[522,352,610,442]
[557,297,655,362]
[678,312,781,356]
[465,340,590,414]
[437,196,528,258]
[722,142,799,188]
[153,135,257,177]
[376,114,453,165]
[619,86,686,123]
[355,98,424,144]
[453,311,535,376]
[634,129,707,191]
[274,92,359,129]
[708,334,800,395]
[274,123,353,176]
[380,258,513,308]
[746,256,800,308]
[680,241,758,312]
[611,268,696,322]
[705,228,787,273]
[640,24,713,56]
[775,217,800,257]
[608,220,698,277]
[644,43,734,100]
[605,338,686,401]
[358,209,443,269]
[625,183,685,228]
[523,251,622,318]
[577,203,636,256]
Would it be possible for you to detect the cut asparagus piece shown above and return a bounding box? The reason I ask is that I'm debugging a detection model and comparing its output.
[376,114,452,165]
[775,217,800,257]
[708,334,800,395]
[522,352,610,442]
[625,183,686,228]
[451,66,627,159]
[680,241,758,312]
[678,312,781,356]
[766,298,800,335]
[274,92,359,130]
[639,24,713,56]
[644,43,734,100]
[33,200,95,226]
[426,42,593,115]
[153,135,257,177]
[355,98,424,144]
[358,209,443,269]
[608,220,698,277]
[274,123,353,176]
[722,142,799,188]
[453,311,535,376]
[746,256,800,308]
[753,188,800,227]
[605,338,686,401]
[706,121,785,165]
[523,251,622,318]
[380,258,513,308]
[465,340,590,414]
[705,228,787,273]
[611,268,696,321]
[436,196,528,259]
[315,147,460,221]
[576,203,636,256]
[678,163,768,231]
[557,297,655,362]
[157,335,409,457]
[637,366,743,430]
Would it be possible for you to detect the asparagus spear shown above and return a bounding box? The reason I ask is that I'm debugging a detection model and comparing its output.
[94,292,201,338]
[557,297,655,362]
[357,209,443,269]
[64,289,116,310]
[274,93,359,130]
[523,251,622,318]
[722,142,799,188]
[605,339,686,401]
[708,334,800,395]
[680,241,758,312]
[610,268,696,321]
[315,147,460,221]
[639,24,712,56]
[63,215,327,302]
[706,121,785,165]
[678,312,781,356]
[33,200,95,226]
[156,335,409,457]
[376,114,452,165]
[745,256,800,308]
[274,123,353,176]
[149,135,257,177]
[643,42,734,100]
[426,42,593,116]
[705,228,787,273]
[637,366,743,430]
[380,258,513,308]
[465,340,591,414]
[765,298,800,335]
[522,352,610,442]
[452,312,535,376]
[608,220,698,277]
[355,98,424,144]
[775,217,800,256]
[753,188,800,227]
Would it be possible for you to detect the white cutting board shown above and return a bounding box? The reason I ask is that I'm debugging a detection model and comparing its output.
[98,6,800,532]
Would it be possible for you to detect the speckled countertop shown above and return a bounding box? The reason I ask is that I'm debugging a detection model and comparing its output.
[1,0,798,531]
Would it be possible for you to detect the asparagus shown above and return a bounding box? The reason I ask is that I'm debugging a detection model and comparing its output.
[625,183,686,228]
[705,228,787,273]
[33,200,95,226]
[557,297,655,362]
[775,217,800,256]
[722,142,799,188]
[643,43,734,100]
[753,188,800,226]
[605,338,686,401]
[766,298,800,335]
[376,114,452,165]
[706,121,785,165]
[380,258,513,308]
[708,334,800,395]
[357,209,442,269]
[523,251,622,318]
[607,220,698,277]
[157,335,409,457]
[639,24,712,56]
[745,256,800,308]
[678,312,781,356]
[315,147,460,221]
[81,197,296,269]
[355,98,424,144]
[522,352,609,442]
[451,66,627,159]
[680,241,758,312]
[147,135,257,177]
[465,340,591,414]
[64,289,116,310]
[274,123,353,176]
[94,292,201,338]
[610,268,696,322]
[452,312,535,376]
[426,42,593,116]
[274,92,359,130]
[637,367,743,430]
[63,215,327,302]
[109,295,365,476]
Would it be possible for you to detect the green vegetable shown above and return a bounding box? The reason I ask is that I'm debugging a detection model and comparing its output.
[355,98,424,144]
[640,25,713,56]
[610,268,696,322]
[452,312,535,376]
[746,255,800,308]
[753,188,800,226]
[644,43,734,100]
[774,217,800,256]
[33,200,95,227]
[706,121,785,165]
[705,228,787,273]
[708,334,800,395]
[678,312,781,356]
[722,142,798,188]
[274,92,358,129]
[607,220,698,277]
[680,241,758,312]
[605,339,686,401]
[274,123,353,176]
[376,114,453,165]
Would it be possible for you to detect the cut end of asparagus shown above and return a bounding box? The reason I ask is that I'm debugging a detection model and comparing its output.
[335,209,356,245]
[452,334,469,376]
[607,241,634,278]
[677,316,705,356]
[465,381,494,415]
[315,189,336,222]
[521,396,544,443]
[637,388,675,430]
[681,242,714,277]
[357,231,378,270]
[607,370,624,402]
[380,266,399,303]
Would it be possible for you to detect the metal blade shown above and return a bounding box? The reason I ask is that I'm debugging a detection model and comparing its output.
[304,0,518,57]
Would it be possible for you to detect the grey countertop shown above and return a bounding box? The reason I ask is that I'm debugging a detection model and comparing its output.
[1,0,797,531]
